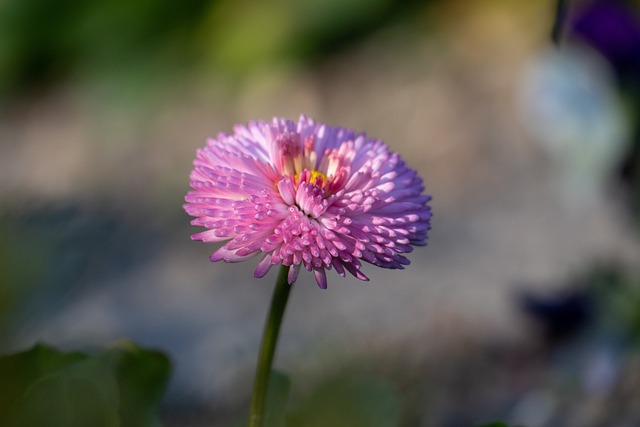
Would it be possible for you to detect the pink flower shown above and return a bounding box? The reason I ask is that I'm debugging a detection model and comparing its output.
[184,116,432,288]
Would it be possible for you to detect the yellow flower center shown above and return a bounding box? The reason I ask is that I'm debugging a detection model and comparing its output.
[308,169,327,185]
[294,169,327,187]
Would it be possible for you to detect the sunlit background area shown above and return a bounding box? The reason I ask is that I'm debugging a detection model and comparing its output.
[2,0,640,425]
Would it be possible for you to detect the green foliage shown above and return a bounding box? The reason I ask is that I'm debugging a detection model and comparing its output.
[587,264,640,344]
[199,0,403,76]
[0,0,209,99]
[254,371,520,427]
[0,0,433,99]
[0,342,171,427]
[286,375,400,427]
[242,372,401,427]
[264,370,291,427]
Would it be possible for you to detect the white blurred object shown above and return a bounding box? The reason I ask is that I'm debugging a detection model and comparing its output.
[519,45,630,205]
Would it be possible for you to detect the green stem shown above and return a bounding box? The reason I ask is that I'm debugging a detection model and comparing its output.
[248,265,293,427]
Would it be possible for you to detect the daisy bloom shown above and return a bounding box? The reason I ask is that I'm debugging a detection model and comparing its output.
[184,115,432,288]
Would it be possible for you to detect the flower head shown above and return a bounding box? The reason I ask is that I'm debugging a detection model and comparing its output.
[184,115,432,288]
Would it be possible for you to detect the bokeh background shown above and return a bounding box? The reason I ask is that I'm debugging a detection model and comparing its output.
[2,0,640,425]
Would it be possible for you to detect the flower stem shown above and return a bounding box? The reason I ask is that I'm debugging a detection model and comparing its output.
[248,265,293,427]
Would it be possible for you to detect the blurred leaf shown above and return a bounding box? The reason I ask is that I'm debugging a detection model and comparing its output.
[237,370,291,427]
[476,423,512,427]
[11,358,120,427]
[287,375,401,427]
[0,344,86,422]
[586,264,640,344]
[199,0,295,74]
[0,342,171,427]
[264,370,291,427]
[100,342,172,427]
[0,0,211,100]
[295,0,392,37]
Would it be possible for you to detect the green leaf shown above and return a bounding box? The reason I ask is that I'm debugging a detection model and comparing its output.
[0,342,171,427]
[14,357,120,427]
[476,422,512,427]
[100,342,172,427]
[264,370,291,427]
[287,375,401,427]
[0,344,85,425]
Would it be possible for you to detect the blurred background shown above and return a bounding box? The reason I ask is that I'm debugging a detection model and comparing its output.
[1,0,640,425]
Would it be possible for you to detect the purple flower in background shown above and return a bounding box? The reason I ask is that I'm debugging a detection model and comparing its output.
[184,115,431,288]
[571,0,640,77]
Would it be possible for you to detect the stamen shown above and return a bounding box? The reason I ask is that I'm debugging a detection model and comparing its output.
[293,169,327,188]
